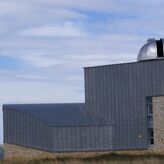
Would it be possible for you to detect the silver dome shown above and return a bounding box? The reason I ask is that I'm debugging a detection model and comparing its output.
[137,39,157,61]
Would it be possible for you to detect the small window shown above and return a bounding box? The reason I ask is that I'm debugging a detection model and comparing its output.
[149,138,154,146]
[146,97,154,147]
[148,128,154,138]
[147,103,153,115]
[148,128,154,146]
[147,116,153,123]
[146,97,152,103]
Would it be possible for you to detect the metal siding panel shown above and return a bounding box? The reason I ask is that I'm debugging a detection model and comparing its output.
[147,62,153,96]
[58,128,62,151]
[11,110,15,143]
[159,61,164,93]
[92,68,96,116]
[26,112,30,147]
[22,112,26,146]
[38,120,41,149]
[51,125,112,152]
[8,111,12,142]
[36,119,39,148]
[15,111,19,144]
[142,63,148,147]
[97,67,101,117]
[113,65,120,149]
[84,69,88,105]
[159,60,164,93]
[154,61,160,94]
[31,115,35,147]
[103,67,107,120]
[20,111,24,145]
[134,62,140,148]
[41,122,45,150]
[53,127,57,151]
[102,67,106,119]
[95,68,99,117]
[61,127,65,150]
[124,64,130,148]
[106,67,111,122]
[8,110,12,143]
[55,127,59,151]
[6,110,9,142]
[87,127,90,150]
[98,68,102,118]
[123,64,128,148]
[106,67,110,121]
[5,110,9,143]
[29,114,33,147]
[110,66,115,124]
[49,126,53,151]
[91,127,94,150]
[88,68,93,114]
[85,69,90,113]
[5,109,9,142]
[3,109,6,143]
[109,66,116,150]
[4,109,53,152]
[70,127,74,151]
[39,121,43,149]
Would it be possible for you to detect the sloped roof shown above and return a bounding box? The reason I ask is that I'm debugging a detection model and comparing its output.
[3,103,107,127]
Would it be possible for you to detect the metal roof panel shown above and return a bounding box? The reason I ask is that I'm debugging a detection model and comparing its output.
[3,103,107,127]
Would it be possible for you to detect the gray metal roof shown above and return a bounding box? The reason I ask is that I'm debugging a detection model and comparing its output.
[3,103,107,127]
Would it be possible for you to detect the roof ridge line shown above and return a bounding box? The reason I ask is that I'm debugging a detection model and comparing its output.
[84,109,108,124]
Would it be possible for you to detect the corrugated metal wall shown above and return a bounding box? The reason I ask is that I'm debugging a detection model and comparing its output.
[85,59,164,150]
[52,126,112,152]
[3,108,53,152]
[3,108,112,152]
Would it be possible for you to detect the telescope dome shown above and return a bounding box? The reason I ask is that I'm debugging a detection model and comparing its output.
[137,39,157,61]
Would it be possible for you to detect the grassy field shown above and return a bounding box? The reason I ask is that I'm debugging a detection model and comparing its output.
[1,153,164,164]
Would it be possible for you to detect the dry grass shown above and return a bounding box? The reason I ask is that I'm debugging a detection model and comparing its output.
[1,153,164,164]
[1,159,164,164]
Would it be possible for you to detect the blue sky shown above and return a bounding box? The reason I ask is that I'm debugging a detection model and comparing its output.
[0,0,164,143]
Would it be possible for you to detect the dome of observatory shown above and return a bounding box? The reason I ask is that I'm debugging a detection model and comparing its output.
[137,38,164,62]
[137,39,157,61]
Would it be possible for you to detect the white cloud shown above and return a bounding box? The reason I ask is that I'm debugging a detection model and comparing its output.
[19,22,87,37]
[0,33,142,71]
[19,53,67,68]
[1,0,120,13]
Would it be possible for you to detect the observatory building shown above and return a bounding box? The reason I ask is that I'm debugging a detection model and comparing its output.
[3,38,164,158]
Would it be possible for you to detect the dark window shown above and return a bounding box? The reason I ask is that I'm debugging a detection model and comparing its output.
[147,116,153,123]
[156,39,164,57]
[147,103,153,115]
[148,128,154,138]
[149,138,154,146]
[147,97,154,146]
